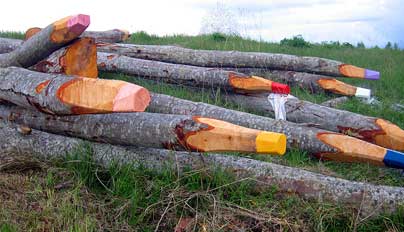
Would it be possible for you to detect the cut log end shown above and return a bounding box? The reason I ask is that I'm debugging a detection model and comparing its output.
[51,14,90,43]
[228,73,290,94]
[24,27,41,41]
[114,29,131,41]
[316,132,404,169]
[317,78,357,96]
[185,117,287,155]
[57,77,150,114]
[64,37,98,78]
[374,119,404,151]
[339,64,380,80]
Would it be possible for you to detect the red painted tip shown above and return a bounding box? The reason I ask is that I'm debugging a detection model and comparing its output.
[67,14,90,35]
[271,82,290,94]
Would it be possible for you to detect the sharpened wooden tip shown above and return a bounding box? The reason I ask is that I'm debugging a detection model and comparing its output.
[51,14,90,43]
[24,27,41,40]
[63,37,98,78]
[185,117,287,154]
[228,73,290,94]
[339,64,380,80]
[317,78,357,96]
[374,119,404,151]
[316,132,387,166]
[114,29,130,41]
[57,78,150,114]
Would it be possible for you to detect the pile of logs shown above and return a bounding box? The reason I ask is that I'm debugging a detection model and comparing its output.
[1,14,404,216]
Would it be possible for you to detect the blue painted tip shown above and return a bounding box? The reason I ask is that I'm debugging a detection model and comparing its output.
[365,69,380,80]
[383,149,404,169]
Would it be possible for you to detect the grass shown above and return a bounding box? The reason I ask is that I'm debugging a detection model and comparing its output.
[1,31,404,231]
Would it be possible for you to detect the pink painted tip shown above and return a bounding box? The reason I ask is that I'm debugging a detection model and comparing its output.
[67,14,90,35]
[112,84,151,112]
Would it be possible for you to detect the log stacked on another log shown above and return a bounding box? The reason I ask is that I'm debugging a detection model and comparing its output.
[25,27,130,43]
[0,67,150,114]
[0,14,90,68]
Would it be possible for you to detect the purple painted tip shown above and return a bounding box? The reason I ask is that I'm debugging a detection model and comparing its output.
[67,14,90,35]
[364,69,380,80]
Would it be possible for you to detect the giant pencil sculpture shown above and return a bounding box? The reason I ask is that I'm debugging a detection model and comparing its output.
[0,14,90,68]
[0,67,150,114]
[31,37,98,78]
[224,94,404,151]
[25,27,130,43]
[226,68,371,97]
[97,52,290,94]
[96,43,380,80]
[0,104,286,155]
[2,121,404,216]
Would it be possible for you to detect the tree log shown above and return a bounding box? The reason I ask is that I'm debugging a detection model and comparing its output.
[0,67,150,114]
[0,38,22,54]
[321,97,349,108]
[0,14,89,68]
[95,42,380,80]
[97,52,290,94]
[31,37,98,78]
[25,27,130,43]
[0,104,287,154]
[223,93,404,152]
[1,121,404,216]
[224,68,371,97]
[148,93,404,168]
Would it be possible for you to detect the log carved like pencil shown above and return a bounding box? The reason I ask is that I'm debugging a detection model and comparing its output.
[31,37,98,78]
[0,14,90,68]
[0,67,150,114]
[226,68,371,97]
[96,43,380,79]
[2,121,403,216]
[224,93,404,151]
[0,104,287,155]
[97,52,290,94]
[25,27,130,43]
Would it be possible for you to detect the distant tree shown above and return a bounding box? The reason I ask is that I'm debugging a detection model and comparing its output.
[385,42,392,49]
[393,43,399,50]
[280,35,311,47]
[342,42,354,48]
[356,42,365,48]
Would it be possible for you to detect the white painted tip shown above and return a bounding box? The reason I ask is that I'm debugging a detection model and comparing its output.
[355,87,371,98]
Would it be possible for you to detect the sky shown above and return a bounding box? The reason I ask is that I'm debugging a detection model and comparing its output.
[1,0,403,48]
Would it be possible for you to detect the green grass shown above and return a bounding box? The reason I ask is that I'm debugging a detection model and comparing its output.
[1,31,404,230]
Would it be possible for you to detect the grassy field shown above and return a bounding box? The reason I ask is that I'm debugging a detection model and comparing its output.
[1,31,404,231]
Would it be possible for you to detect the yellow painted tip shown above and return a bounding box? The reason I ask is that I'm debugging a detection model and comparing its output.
[255,132,287,155]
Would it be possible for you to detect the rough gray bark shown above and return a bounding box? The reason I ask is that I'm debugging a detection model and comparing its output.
[0,38,22,53]
[149,92,336,154]
[25,28,130,43]
[321,97,349,108]
[0,15,88,68]
[97,43,356,77]
[97,52,288,94]
[223,93,404,151]
[0,104,281,154]
[1,121,404,216]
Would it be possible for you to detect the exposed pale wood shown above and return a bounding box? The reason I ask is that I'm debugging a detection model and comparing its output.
[0,67,150,114]
[1,121,404,216]
[97,52,290,94]
[0,104,286,154]
[223,93,404,151]
[31,37,98,78]
[95,42,379,79]
[0,14,89,68]
[25,27,130,43]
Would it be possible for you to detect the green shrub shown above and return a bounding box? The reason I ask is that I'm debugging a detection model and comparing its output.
[280,35,311,47]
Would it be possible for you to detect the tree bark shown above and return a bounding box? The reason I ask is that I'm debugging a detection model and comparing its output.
[0,14,89,68]
[321,97,349,108]
[223,93,404,151]
[1,121,404,216]
[31,37,98,78]
[224,68,370,97]
[0,67,150,114]
[0,104,287,154]
[97,52,290,94]
[96,43,380,79]
[25,27,130,43]
[0,38,22,53]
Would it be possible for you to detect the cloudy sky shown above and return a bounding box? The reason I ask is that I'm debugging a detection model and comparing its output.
[1,0,402,47]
